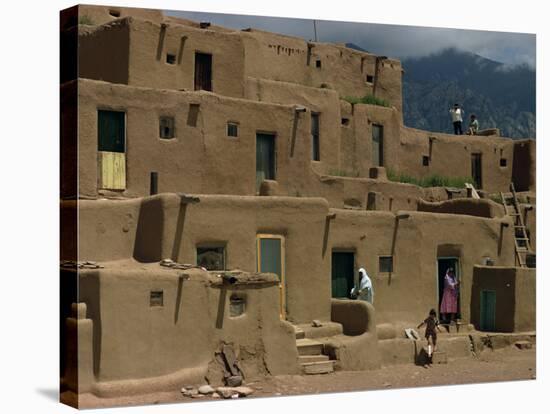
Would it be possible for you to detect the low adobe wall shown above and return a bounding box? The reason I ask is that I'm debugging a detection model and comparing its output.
[470,266,536,332]
[64,266,299,397]
[417,198,505,218]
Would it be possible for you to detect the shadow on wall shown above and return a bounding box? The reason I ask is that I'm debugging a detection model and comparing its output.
[78,271,102,378]
[133,196,167,262]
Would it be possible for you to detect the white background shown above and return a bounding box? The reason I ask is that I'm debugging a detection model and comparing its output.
[0,0,547,412]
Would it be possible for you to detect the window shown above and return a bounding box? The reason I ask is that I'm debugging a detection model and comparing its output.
[315,59,322,68]
[197,245,225,270]
[150,290,163,307]
[366,74,374,83]
[227,122,239,137]
[500,158,507,167]
[341,118,350,126]
[98,110,125,152]
[159,116,175,139]
[166,54,176,64]
[311,113,320,161]
[379,256,393,273]
[109,9,121,17]
[422,155,430,166]
[229,294,246,317]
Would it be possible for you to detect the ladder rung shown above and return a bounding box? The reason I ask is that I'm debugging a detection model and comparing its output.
[516,237,530,241]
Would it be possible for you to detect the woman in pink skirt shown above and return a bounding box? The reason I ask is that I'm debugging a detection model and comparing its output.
[440,268,460,324]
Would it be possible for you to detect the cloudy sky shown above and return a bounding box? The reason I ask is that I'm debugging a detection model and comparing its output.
[166,10,535,67]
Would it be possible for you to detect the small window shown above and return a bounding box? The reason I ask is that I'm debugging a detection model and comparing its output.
[166,54,176,64]
[109,9,121,18]
[341,118,350,126]
[422,155,430,166]
[379,256,393,273]
[227,122,239,137]
[500,158,507,167]
[229,294,246,317]
[159,117,175,139]
[311,113,320,161]
[366,74,374,83]
[150,290,163,307]
[315,59,322,68]
[197,245,225,270]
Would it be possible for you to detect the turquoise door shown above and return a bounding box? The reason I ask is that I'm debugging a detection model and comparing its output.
[480,290,496,331]
[331,252,354,298]
[257,235,285,318]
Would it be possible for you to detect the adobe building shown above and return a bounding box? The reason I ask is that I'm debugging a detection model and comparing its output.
[60,5,536,408]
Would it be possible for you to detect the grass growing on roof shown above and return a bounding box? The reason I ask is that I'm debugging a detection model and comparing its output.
[342,95,391,107]
[386,169,474,188]
[79,15,95,25]
[327,169,360,177]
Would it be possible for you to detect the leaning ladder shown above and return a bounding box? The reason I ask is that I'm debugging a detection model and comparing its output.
[500,183,532,267]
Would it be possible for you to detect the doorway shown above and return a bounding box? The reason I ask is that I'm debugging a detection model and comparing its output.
[256,133,276,192]
[479,289,496,331]
[331,251,355,299]
[437,257,461,321]
[97,109,126,190]
[372,124,384,167]
[471,153,482,189]
[194,52,212,91]
[256,234,285,319]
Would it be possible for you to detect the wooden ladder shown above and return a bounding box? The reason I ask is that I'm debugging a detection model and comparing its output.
[500,183,532,267]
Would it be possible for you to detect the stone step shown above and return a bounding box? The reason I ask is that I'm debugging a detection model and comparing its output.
[514,340,533,350]
[294,327,305,340]
[298,354,329,364]
[296,338,324,356]
[301,360,335,375]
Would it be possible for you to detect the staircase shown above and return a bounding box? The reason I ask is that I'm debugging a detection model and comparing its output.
[294,327,335,374]
[500,183,534,267]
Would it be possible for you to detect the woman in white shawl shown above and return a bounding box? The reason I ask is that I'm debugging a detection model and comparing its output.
[350,268,374,304]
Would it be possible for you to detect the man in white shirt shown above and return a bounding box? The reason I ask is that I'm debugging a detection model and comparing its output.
[350,268,374,304]
[449,103,464,135]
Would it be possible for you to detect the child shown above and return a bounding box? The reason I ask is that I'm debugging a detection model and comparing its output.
[417,309,442,362]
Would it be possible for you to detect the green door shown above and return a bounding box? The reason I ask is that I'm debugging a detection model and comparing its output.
[331,252,354,298]
[480,290,496,331]
[257,235,285,318]
[256,133,276,192]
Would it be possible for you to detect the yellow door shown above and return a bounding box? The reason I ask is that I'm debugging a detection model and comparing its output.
[256,234,286,319]
[99,151,126,190]
[97,110,126,191]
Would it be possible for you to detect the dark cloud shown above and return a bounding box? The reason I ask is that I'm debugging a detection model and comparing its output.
[166,10,535,67]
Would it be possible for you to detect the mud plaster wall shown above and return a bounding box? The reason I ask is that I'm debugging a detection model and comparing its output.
[127,19,245,98]
[470,266,536,332]
[77,79,299,198]
[78,20,130,85]
[328,210,516,326]
[73,5,163,27]
[417,198,505,218]
[77,267,298,387]
[73,194,332,324]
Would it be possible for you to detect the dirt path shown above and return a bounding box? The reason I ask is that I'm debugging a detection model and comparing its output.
[74,346,535,408]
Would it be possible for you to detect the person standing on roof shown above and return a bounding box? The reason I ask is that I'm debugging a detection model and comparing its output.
[449,103,464,135]
[350,268,374,304]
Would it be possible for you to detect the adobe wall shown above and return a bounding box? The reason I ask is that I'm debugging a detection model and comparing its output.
[77,79,296,198]
[71,5,163,27]
[74,265,298,393]
[127,19,245,98]
[78,20,130,86]
[470,266,536,332]
[512,139,536,192]
[72,194,332,324]
[328,209,516,326]
[417,198,505,218]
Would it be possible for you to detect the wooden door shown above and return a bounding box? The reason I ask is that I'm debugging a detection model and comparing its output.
[480,289,496,331]
[256,133,276,192]
[194,52,212,91]
[471,153,482,189]
[257,235,285,319]
[97,110,126,190]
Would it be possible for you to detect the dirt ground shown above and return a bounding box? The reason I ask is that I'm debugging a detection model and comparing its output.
[72,346,536,409]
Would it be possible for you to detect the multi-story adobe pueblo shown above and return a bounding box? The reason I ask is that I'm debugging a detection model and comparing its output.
[60,5,536,407]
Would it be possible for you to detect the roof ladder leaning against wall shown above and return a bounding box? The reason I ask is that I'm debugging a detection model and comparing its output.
[500,182,533,267]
